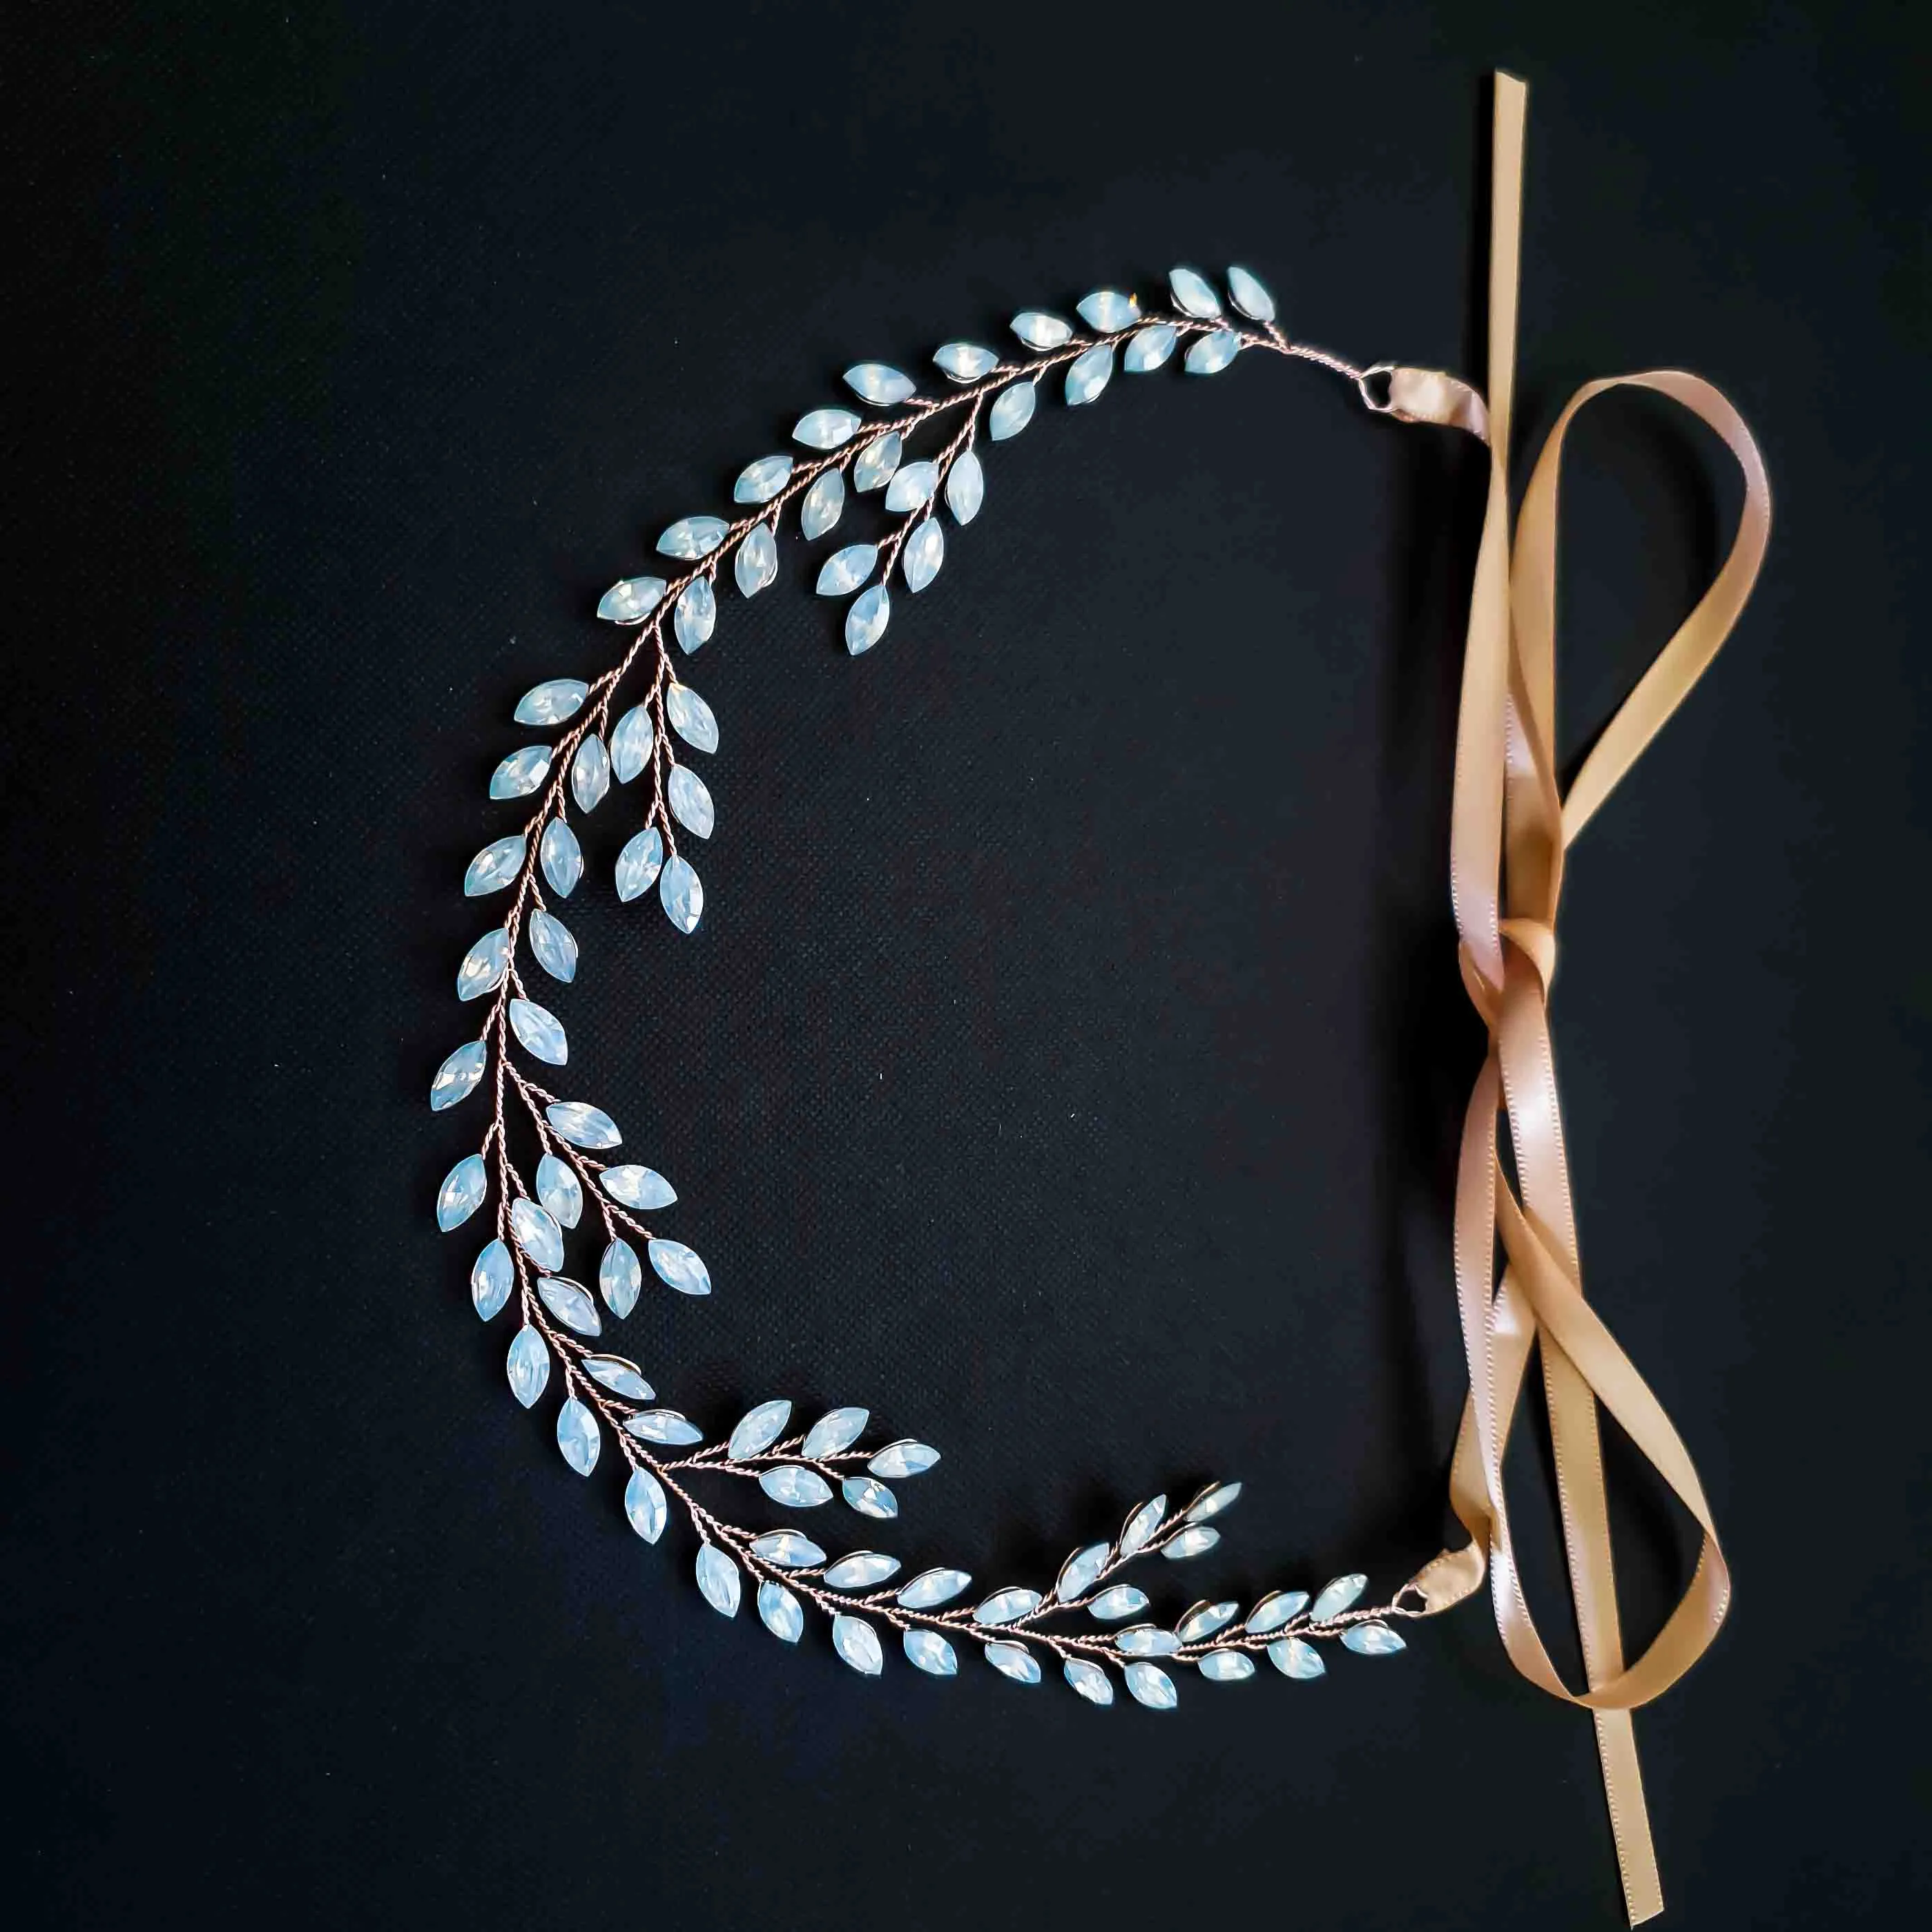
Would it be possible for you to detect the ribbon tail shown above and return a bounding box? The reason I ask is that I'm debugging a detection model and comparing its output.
[1597,1715,1663,1924]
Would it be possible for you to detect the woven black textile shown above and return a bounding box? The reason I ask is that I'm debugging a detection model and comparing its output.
[8,4,1929,1926]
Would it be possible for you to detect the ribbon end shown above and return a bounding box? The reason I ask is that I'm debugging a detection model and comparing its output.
[1401,1543,1487,1614]
[1383,366,1491,441]
[1596,1710,1665,1926]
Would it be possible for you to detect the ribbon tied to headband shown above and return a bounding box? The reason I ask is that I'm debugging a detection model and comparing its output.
[1378,74,1771,1924]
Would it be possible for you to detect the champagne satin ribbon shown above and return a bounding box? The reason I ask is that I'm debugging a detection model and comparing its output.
[1380,74,1772,1924]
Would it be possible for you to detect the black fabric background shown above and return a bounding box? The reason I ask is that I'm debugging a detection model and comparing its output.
[8,3,1929,1926]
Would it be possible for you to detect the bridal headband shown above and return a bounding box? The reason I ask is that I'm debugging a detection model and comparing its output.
[427,73,1768,1923]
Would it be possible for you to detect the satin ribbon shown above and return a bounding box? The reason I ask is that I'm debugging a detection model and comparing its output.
[1380,75,1771,1924]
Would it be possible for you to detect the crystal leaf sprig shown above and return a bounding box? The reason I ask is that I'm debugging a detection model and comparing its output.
[432,266,1422,1706]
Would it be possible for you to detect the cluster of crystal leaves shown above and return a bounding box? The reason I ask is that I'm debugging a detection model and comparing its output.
[775,266,1281,658]
[673,1465,1405,1703]
[435,1048,708,1377]
[423,256,1427,1708]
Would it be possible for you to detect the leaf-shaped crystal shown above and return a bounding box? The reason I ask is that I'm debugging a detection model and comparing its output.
[975,1587,1041,1626]
[1114,1625,1181,1658]
[845,362,916,405]
[988,380,1036,441]
[1246,1590,1309,1634]
[945,449,984,525]
[883,460,938,512]
[489,744,552,799]
[545,1100,620,1148]
[463,836,525,898]
[456,927,510,1000]
[728,1398,792,1460]
[596,578,664,624]
[1268,1636,1324,1680]
[984,1641,1040,1684]
[1064,342,1114,406]
[626,1409,702,1445]
[852,432,902,492]
[1159,264,1221,316]
[824,1551,899,1589]
[1119,1497,1166,1555]
[793,407,860,450]
[502,989,564,1066]
[659,855,703,934]
[1310,1574,1367,1621]
[1123,322,1178,373]
[506,1324,550,1407]
[1198,1648,1255,1682]
[673,578,716,654]
[933,342,998,383]
[648,1237,710,1295]
[902,521,944,594]
[1089,1585,1148,1621]
[833,1614,884,1675]
[583,1353,652,1400]
[610,704,655,782]
[1168,266,1222,318]
[1064,1659,1114,1705]
[1177,1600,1239,1641]
[867,1440,938,1480]
[842,1476,896,1520]
[1186,1480,1242,1523]
[760,1465,832,1507]
[664,682,717,753]
[535,1152,582,1227]
[758,1580,804,1642]
[735,523,777,595]
[1163,1526,1219,1560]
[529,1282,587,1360]
[539,819,582,897]
[816,543,878,596]
[844,584,889,655]
[802,1407,869,1457]
[599,1237,642,1317]
[656,516,727,559]
[508,997,567,1065]
[897,1567,970,1609]
[1185,329,1240,376]
[471,1238,513,1320]
[1076,289,1138,332]
[903,1629,958,1675]
[695,1544,741,1616]
[1011,310,1072,349]
[1226,264,1275,322]
[600,1164,675,1210]
[570,734,610,811]
[1124,1661,1177,1710]
[537,1274,599,1337]
[624,1467,668,1542]
[800,469,844,540]
[528,908,577,983]
[734,454,793,503]
[431,1039,488,1111]
[751,1530,826,1568]
[514,678,589,725]
[1340,1621,1407,1656]
[509,1197,563,1271]
[667,765,714,838]
[1054,1543,1110,1602]
[615,826,664,902]
[555,1396,599,1474]
[436,1153,488,1231]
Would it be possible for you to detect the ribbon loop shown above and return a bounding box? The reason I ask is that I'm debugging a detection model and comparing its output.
[1389,73,1770,1925]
